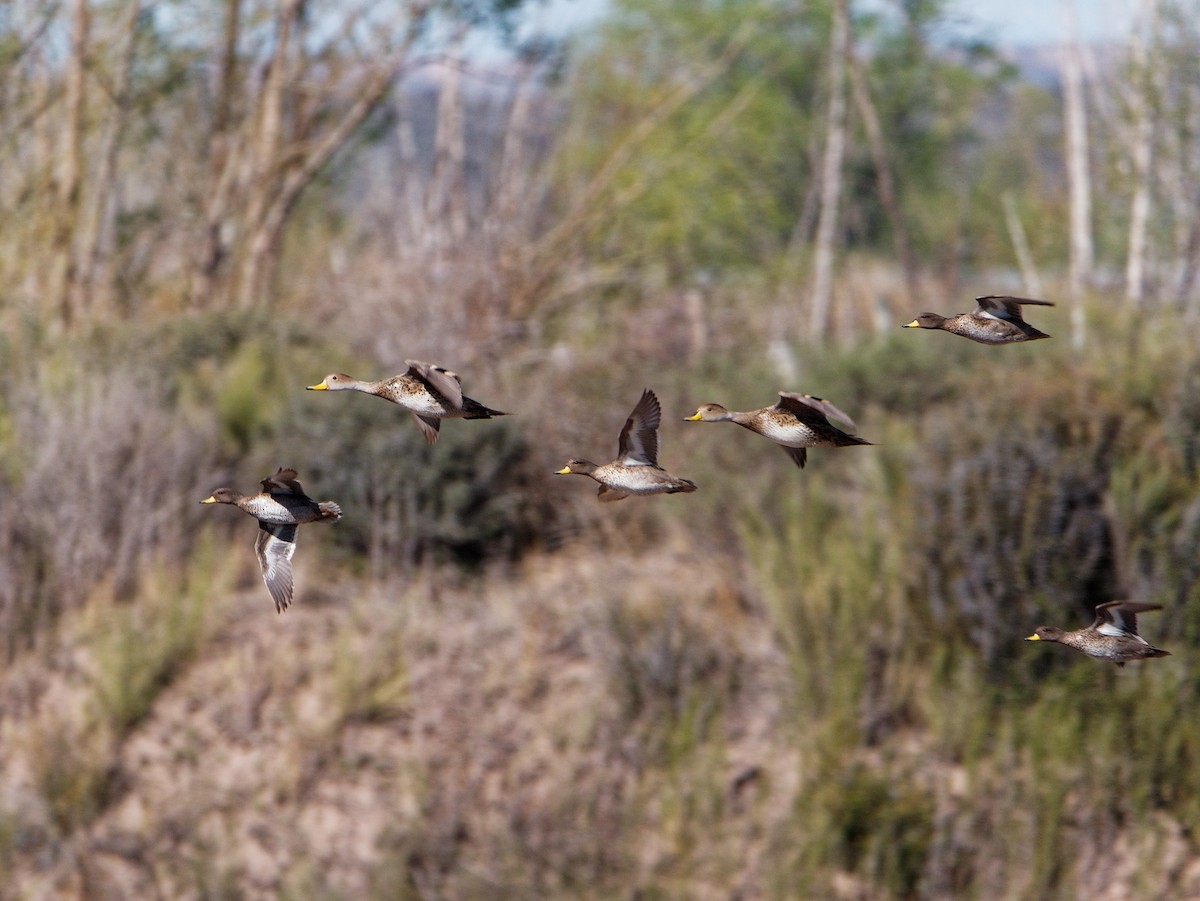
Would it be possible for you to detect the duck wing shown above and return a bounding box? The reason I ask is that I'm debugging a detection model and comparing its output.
[1092,600,1161,637]
[261,468,306,496]
[256,523,297,613]
[776,392,857,430]
[974,295,1054,323]
[617,388,662,466]
[780,445,808,469]
[405,359,464,410]
[598,485,631,502]
[410,412,442,444]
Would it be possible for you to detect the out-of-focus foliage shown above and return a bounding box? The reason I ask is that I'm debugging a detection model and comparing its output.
[0,0,541,326]
[555,0,1014,296]
[4,309,1200,899]
[288,390,555,571]
[4,0,1200,897]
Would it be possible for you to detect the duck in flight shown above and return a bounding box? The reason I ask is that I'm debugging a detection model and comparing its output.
[1025,600,1171,667]
[684,392,871,469]
[902,295,1053,345]
[308,360,507,444]
[201,468,342,612]
[556,388,697,502]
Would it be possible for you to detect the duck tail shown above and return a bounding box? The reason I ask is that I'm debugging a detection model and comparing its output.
[460,395,508,419]
[1147,647,1171,659]
[840,434,875,447]
[668,479,698,494]
[318,501,343,523]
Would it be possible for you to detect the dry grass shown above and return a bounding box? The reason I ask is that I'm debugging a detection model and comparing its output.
[1,296,1200,900]
[3,470,1199,900]
[0,530,796,899]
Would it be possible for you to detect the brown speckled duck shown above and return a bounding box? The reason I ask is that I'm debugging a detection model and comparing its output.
[307,359,507,444]
[902,295,1053,344]
[1025,601,1171,667]
[684,392,871,469]
[556,388,697,502]
[201,468,342,613]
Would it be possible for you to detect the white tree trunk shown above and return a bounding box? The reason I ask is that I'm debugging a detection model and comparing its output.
[1124,0,1158,308]
[1061,0,1091,350]
[1002,192,1043,298]
[77,0,142,318]
[428,52,468,252]
[54,0,90,326]
[809,0,849,341]
[848,40,917,299]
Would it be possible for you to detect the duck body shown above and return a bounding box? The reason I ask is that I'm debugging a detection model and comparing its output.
[1025,601,1171,667]
[556,389,697,502]
[308,359,507,444]
[685,393,870,469]
[557,458,698,501]
[902,295,1053,345]
[201,468,341,613]
[224,489,339,527]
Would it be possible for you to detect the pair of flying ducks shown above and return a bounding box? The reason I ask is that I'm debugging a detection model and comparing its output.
[201,360,506,612]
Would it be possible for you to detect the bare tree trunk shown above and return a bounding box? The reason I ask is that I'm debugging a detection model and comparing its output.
[76,0,142,318]
[1174,81,1200,318]
[236,0,300,309]
[847,38,917,299]
[1061,0,1091,350]
[809,0,849,340]
[1124,0,1159,308]
[53,0,90,327]
[427,48,468,254]
[237,37,419,308]
[492,63,537,318]
[494,64,535,236]
[393,86,427,256]
[773,137,823,314]
[1002,192,1044,297]
[191,0,243,308]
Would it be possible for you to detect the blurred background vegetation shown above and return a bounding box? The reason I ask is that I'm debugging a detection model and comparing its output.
[2,0,1200,897]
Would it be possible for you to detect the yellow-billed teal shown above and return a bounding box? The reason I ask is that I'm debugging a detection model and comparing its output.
[308,360,507,444]
[685,392,871,469]
[556,388,697,502]
[1025,601,1171,667]
[902,295,1053,344]
[201,468,342,613]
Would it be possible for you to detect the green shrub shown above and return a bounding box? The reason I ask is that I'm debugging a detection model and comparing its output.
[286,391,557,571]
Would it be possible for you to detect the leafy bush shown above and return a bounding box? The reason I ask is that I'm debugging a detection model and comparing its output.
[286,389,557,571]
